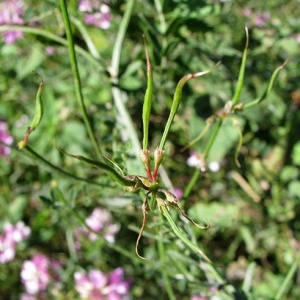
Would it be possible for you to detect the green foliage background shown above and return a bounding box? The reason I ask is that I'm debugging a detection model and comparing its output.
[1,0,300,299]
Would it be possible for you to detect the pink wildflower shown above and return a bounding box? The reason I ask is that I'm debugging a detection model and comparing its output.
[75,208,120,246]
[171,188,183,199]
[20,254,51,295]
[74,267,131,300]
[0,119,14,156]
[0,221,30,264]
[191,286,218,300]
[0,0,24,44]
[79,0,111,29]
[20,253,61,296]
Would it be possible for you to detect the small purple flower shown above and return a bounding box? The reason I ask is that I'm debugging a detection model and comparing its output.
[0,0,24,44]
[0,221,30,264]
[74,267,131,300]
[254,12,270,27]
[79,0,111,29]
[44,46,56,56]
[242,8,270,28]
[80,208,120,244]
[0,119,14,156]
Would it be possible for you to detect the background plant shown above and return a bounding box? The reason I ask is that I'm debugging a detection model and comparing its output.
[1,0,300,299]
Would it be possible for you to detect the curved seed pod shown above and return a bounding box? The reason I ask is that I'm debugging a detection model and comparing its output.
[18,76,44,149]
[160,204,212,263]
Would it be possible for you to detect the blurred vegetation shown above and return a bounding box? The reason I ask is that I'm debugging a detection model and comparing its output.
[1,0,300,299]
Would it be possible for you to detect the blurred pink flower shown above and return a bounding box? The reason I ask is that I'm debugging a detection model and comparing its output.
[75,208,120,246]
[79,0,111,29]
[0,119,14,156]
[20,253,61,296]
[0,221,30,264]
[74,267,131,300]
[191,287,218,300]
[242,8,270,28]
[254,12,270,27]
[21,254,51,295]
[171,187,183,199]
[0,234,15,264]
[0,0,24,44]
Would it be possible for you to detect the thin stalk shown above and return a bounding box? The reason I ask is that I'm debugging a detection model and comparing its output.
[59,0,102,159]
[109,0,143,174]
[183,119,223,200]
[232,27,249,106]
[23,145,103,186]
[111,0,136,77]
[203,118,223,159]
[157,215,176,300]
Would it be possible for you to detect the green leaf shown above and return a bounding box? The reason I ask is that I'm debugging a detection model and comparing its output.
[16,45,45,80]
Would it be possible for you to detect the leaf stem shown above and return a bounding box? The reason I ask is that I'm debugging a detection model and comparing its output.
[59,0,102,159]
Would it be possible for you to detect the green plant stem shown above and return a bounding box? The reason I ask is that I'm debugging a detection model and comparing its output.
[274,251,300,300]
[203,118,223,159]
[232,27,248,106]
[183,168,201,200]
[59,0,102,159]
[183,119,223,200]
[109,0,143,174]
[157,215,176,300]
[23,145,103,186]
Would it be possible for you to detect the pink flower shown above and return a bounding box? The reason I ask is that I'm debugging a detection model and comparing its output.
[254,12,270,27]
[20,254,51,295]
[191,287,218,300]
[76,208,120,245]
[74,267,131,300]
[79,0,111,29]
[0,0,24,44]
[171,188,183,199]
[0,119,14,156]
[242,8,270,28]
[20,253,61,296]
[0,221,30,264]
[4,221,31,242]
[0,234,16,264]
